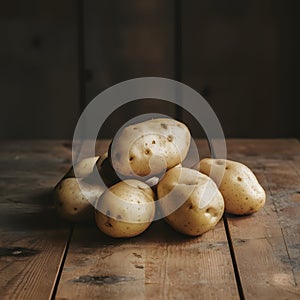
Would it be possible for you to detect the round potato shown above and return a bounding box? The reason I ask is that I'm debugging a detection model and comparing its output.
[196,158,266,215]
[95,180,155,238]
[157,167,224,236]
[110,118,191,178]
[54,177,105,222]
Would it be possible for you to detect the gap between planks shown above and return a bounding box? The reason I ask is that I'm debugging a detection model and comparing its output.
[50,225,74,300]
[223,215,245,300]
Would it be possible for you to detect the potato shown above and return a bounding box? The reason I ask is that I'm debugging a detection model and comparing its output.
[64,156,99,179]
[196,158,266,215]
[54,177,105,222]
[110,118,191,178]
[95,180,155,238]
[157,167,224,236]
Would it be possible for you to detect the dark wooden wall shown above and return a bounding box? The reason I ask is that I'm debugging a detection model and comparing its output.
[0,0,298,139]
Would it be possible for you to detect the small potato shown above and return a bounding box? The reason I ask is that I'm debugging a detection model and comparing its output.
[196,158,266,215]
[157,167,224,236]
[54,178,105,222]
[95,180,155,238]
[110,118,191,177]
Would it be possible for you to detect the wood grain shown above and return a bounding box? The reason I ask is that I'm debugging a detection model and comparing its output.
[1,139,299,299]
[55,220,239,300]
[226,139,300,299]
[0,140,73,300]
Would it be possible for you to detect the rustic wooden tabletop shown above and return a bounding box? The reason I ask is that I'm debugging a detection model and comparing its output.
[0,139,299,300]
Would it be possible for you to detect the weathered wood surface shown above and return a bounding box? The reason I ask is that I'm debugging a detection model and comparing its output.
[225,139,300,299]
[0,141,73,300]
[0,139,299,300]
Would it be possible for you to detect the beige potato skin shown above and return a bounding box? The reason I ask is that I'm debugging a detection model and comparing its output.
[110,118,191,177]
[196,158,266,215]
[54,177,105,222]
[157,167,224,236]
[95,180,155,238]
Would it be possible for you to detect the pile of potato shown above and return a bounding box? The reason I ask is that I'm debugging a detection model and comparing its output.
[53,118,266,238]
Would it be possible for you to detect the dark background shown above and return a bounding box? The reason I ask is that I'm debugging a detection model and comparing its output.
[0,0,299,139]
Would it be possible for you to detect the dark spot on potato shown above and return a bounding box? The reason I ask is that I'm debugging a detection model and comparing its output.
[133,252,142,258]
[137,200,140,204]
[129,156,134,162]
[117,215,122,220]
[161,123,167,129]
[167,135,173,142]
[145,149,151,155]
[245,197,249,200]
[189,205,193,209]
[135,265,144,269]
[152,140,156,144]
[237,177,242,181]
[106,210,111,216]
[74,207,77,211]
[133,127,137,130]
[225,167,229,170]
[105,221,112,227]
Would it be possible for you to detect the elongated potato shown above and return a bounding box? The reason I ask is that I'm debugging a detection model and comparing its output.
[196,158,266,215]
[95,180,155,238]
[54,178,105,222]
[110,118,191,177]
[157,167,224,236]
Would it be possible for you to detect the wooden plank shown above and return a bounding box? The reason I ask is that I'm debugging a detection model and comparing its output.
[55,221,239,299]
[181,1,298,138]
[0,141,73,300]
[225,139,300,299]
[55,139,239,299]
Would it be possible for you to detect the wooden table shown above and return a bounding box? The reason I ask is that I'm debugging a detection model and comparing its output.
[0,139,299,300]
